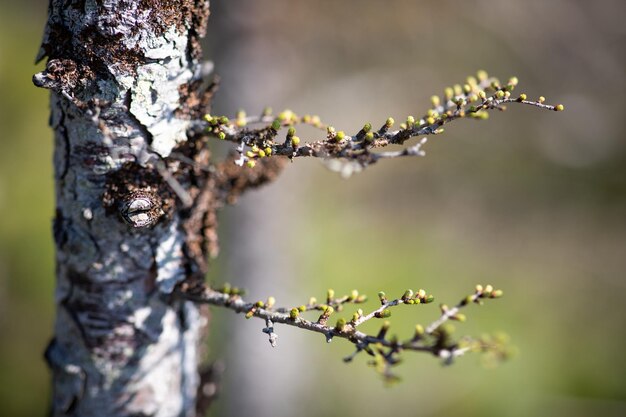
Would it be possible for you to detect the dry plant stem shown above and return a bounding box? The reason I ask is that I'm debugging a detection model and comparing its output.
[177,285,500,360]
[193,75,563,171]
[425,292,482,334]
[180,288,413,349]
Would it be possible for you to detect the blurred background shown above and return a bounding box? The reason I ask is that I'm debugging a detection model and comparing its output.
[1,0,624,416]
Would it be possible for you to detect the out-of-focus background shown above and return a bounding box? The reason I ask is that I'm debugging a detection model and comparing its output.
[1,0,625,416]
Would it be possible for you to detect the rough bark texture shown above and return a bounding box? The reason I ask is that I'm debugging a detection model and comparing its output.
[34,1,215,416]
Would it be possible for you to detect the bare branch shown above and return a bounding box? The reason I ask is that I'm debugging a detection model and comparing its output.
[175,282,509,381]
[190,72,563,175]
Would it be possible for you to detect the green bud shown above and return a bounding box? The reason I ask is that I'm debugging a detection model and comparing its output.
[430,95,440,107]
[219,116,229,125]
[385,117,394,128]
[298,305,307,312]
[376,309,391,318]
[477,70,488,81]
[232,287,245,295]
[271,120,281,130]
[327,288,335,300]
[538,96,546,103]
[414,324,425,336]
[289,308,299,320]
[257,149,266,158]
[406,115,415,127]
[363,122,372,133]
[217,131,226,140]
[262,107,273,116]
[555,104,564,112]
[335,130,345,141]
[402,289,414,300]
[484,284,494,293]
[496,90,505,99]
[424,295,435,303]
[452,313,466,322]
[335,318,347,331]
[267,296,276,308]
[291,136,300,146]
[444,87,454,100]
[246,160,256,168]
[471,111,489,120]
[491,289,504,298]
[278,109,294,122]
[255,300,265,308]
[461,295,473,306]
[245,310,254,319]
[364,132,374,142]
[518,93,527,101]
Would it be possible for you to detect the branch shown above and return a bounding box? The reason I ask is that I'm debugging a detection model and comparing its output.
[176,282,510,381]
[214,154,287,205]
[191,71,563,180]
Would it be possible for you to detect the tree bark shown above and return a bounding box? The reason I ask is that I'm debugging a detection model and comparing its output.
[34,1,214,416]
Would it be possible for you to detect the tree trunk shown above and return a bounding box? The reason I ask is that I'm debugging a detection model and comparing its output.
[34,1,213,416]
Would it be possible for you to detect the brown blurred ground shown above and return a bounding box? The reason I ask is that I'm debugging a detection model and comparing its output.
[1,1,624,416]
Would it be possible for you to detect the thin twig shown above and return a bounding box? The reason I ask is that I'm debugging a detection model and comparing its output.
[175,283,506,379]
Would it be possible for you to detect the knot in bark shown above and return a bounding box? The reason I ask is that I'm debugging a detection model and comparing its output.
[119,190,163,228]
[32,59,80,92]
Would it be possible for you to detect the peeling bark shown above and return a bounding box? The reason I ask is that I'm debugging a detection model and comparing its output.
[34,1,214,416]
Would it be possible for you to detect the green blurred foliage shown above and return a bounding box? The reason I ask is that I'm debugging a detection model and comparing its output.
[0,2,55,416]
[1,1,625,417]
